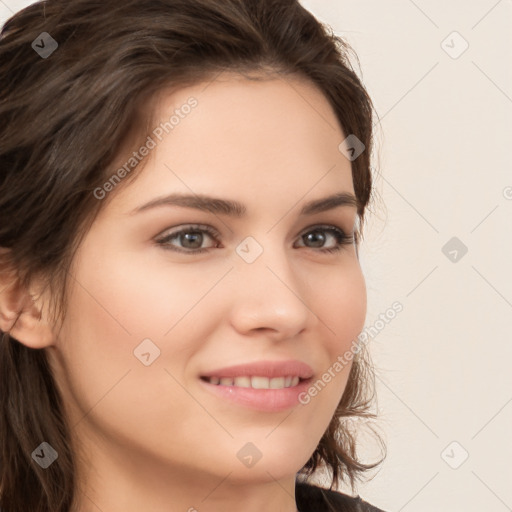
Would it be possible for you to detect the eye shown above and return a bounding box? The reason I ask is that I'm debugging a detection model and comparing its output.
[295,225,354,254]
[155,224,354,254]
[155,224,220,254]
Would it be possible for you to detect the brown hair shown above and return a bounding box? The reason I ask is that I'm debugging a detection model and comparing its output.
[0,0,384,510]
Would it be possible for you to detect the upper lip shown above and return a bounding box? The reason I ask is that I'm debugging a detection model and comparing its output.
[200,360,314,380]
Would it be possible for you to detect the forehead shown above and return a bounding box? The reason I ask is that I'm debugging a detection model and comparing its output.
[106,72,355,217]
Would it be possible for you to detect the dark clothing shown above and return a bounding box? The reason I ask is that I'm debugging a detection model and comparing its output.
[0,482,385,511]
[296,482,386,512]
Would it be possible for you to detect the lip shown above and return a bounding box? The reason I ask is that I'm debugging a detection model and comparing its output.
[199,360,314,380]
[199,359,314,412]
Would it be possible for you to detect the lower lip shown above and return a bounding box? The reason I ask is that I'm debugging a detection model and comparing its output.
[199,378,312,412]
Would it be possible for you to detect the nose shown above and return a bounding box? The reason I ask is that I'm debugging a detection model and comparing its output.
[227,243,317,341]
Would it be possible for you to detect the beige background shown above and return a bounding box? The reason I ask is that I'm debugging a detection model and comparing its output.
[2,0,511,510]
[299,1,512,511]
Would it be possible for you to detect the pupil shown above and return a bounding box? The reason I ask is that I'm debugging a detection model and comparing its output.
[182,232,202,248]
[306,230,325,247]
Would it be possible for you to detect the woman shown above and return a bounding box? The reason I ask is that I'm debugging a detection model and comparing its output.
[0,0,386,510]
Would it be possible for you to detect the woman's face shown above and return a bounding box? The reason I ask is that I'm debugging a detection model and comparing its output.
[47,72,367,494]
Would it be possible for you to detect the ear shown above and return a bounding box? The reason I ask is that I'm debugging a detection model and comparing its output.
[0,266,54,349]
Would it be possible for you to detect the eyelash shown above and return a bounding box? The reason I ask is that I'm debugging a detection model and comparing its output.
[155,224,354,255]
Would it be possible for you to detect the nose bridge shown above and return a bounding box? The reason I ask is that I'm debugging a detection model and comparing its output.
[228,233,314,336]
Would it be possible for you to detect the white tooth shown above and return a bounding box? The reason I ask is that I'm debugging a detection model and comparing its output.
[234,376,251,388]
[291,376,300,387]
[251,376,270,389]
[209,376,220,385]
[284,376,293,387]
[269,377,285,389]
[220,377,234,386]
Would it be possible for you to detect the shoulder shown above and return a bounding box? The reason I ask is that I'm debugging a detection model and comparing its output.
[295,481,387,512]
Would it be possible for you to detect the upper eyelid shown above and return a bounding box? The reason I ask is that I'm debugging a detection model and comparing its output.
[156,223,220,239]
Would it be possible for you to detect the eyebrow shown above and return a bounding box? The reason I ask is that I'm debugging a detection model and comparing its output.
[130,191,360,217]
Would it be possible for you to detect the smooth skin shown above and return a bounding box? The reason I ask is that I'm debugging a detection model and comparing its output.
[0,72,367,512]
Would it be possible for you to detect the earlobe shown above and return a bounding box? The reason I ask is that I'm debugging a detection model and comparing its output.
[0,275,54,349]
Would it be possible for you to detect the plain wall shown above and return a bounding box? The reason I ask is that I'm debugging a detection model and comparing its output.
[299,1,512,511]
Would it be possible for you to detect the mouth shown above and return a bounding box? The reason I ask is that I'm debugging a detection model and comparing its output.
[198,360,314,412]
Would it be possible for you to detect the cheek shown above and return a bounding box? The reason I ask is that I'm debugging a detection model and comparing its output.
[70,245,228,341]
[318,263,367,356]
[306,263,367,409]
[54,256,214,455]
[55,246,229,407]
